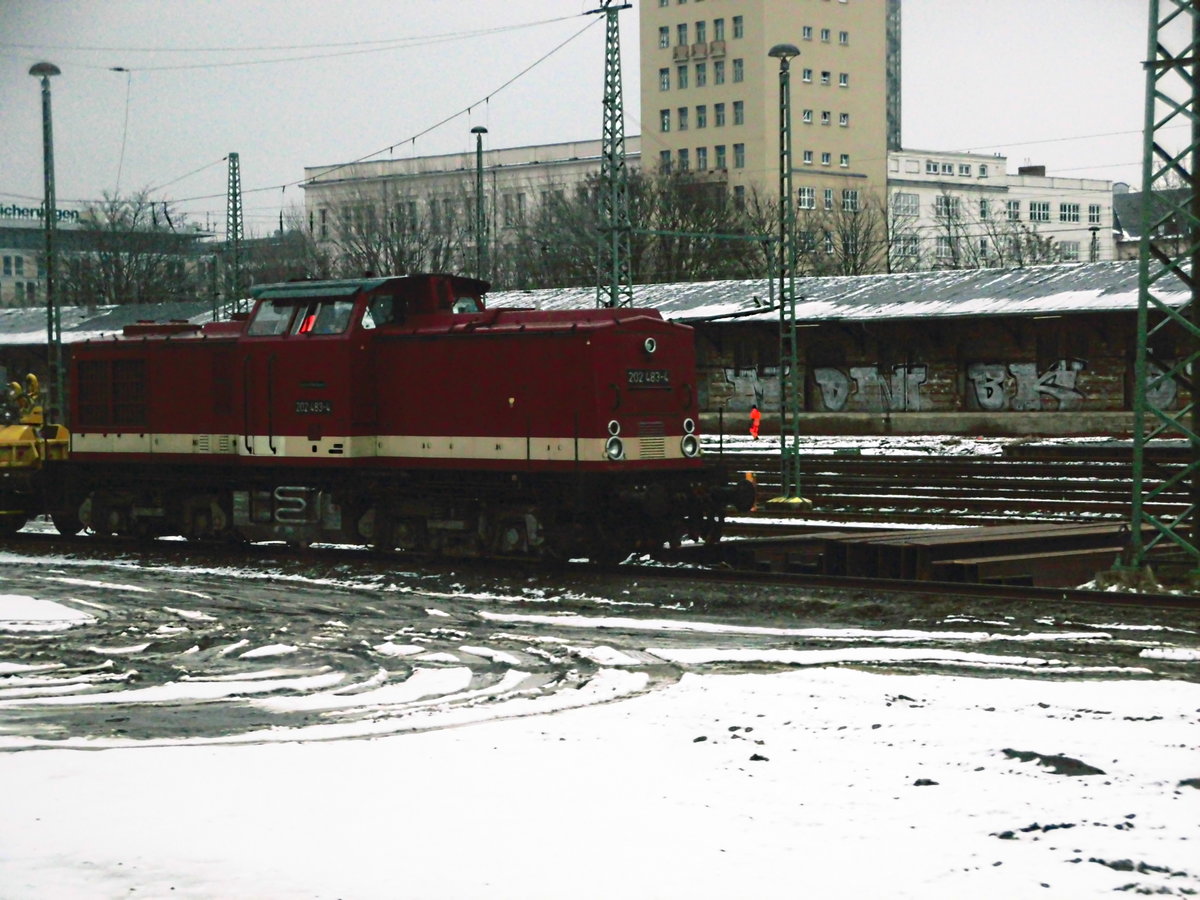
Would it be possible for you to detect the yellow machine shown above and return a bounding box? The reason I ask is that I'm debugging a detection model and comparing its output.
[0,374,70,534]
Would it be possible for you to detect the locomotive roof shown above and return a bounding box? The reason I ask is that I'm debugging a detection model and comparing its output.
[249,273,490,302]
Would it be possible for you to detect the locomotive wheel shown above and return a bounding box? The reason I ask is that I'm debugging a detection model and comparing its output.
[0,514,27,536]
[51,510,84,536]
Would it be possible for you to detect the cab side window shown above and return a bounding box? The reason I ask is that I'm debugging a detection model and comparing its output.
[247,301,296,336]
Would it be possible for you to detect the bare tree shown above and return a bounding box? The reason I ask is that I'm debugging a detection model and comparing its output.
[58,189,205,306]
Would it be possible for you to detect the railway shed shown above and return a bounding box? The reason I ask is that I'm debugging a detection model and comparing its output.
[0,260,1185,437]
[490,259,1187,437]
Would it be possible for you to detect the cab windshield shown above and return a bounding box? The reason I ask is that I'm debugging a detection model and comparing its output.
[246,299,356,336]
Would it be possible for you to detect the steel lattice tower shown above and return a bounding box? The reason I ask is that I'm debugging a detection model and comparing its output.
[594,1,633,309]
[226,152,245,313]
[1128,0,1200,579]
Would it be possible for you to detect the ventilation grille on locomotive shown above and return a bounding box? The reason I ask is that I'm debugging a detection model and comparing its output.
[639,420,665,459]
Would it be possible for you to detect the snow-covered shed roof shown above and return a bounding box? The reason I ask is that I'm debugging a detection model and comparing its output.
[486,260,1185,325]
[0,260,1184,346]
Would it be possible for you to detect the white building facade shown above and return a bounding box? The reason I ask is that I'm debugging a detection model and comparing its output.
[887,150,1112,270]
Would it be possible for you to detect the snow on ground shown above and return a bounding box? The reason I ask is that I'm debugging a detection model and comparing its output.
[3,664,1197,898]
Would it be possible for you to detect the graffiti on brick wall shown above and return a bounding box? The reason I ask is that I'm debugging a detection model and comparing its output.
[812,365,928,412]
[966,359,1087,411]
[706,368,781,412]
[1145,362,1179,409]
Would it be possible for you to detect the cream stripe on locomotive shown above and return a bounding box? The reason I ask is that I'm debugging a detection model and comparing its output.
[71,432,688,462]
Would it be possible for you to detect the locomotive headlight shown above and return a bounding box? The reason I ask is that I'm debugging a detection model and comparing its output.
[607,419,621,436]
[681,434,700,458]
[605,435,625,460]
[683,417,696,434]
[643,337,657,355]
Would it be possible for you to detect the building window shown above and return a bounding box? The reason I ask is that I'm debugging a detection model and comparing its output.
[1007,200,1021,221]
[893,192,919,217]
[824,231,835,254]
[1029,201,1050,222]
[14,257,24,276]
[713,17,724,40]
[660,109,671,132]
[695,62,707,87]
[925,160,939,174]
[678,107,689,130]
[1059,202,1080,223]
[733,100,744,125]
[934,195,961,218]
[659,26,670,48]
[1088,203,1102,224]
[799,186,816,209]
[715,144,727,168]
[714,102,726,126]
[839,112,849,127]
[659,0,668,7]
[838,72,849,88]
[696,146,708,169]
[821,110,831,126]
[695,21,707,43]
[802,108,813,124]
[678,148,689,171]
[803,149,813,165]
[940,162,953,175]
[842,189,859,211]
[839,153,850,168]
[980,198,990,219]
[677,65,688,89]
[733,15,743,38]
[821,151,831,166]
[696,104,707,127]
[732,58,744,82]
[821,71,831,86]
[936,236,954,259]
[659,68,670,91]
[802,25,813,40]
[677,23,688,45]
[1061,241,1081,261]
[839,30,849,45]
[824,189,834,210]
[733,143,745,168]
[802,68,813,83]
[734,185,746,209]
[714,60,725,84]
[820,27,831,42]
[894,235,920,258]
[956,163,970,176]
[660,150,672,171]
[979,164,989,178]
[2,256,10,276]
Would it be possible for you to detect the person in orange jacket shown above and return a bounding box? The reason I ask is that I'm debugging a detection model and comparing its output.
[749,404,762,440]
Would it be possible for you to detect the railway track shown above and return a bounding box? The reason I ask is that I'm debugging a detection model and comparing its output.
[715,446,1188,528]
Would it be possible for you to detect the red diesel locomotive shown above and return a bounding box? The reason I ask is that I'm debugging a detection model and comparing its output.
[59,273,746,560]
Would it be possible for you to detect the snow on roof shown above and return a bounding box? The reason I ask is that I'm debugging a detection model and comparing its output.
[487,260,1186,325]
[0,260,1183,346]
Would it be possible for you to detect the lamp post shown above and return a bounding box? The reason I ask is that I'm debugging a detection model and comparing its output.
[471,125,489,281]
[768,43,807,506]
[1089,225,1100,262]
[29,61,63,425]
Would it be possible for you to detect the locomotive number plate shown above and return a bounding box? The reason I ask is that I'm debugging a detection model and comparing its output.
[295,399,332,415]
[627,368,671,388]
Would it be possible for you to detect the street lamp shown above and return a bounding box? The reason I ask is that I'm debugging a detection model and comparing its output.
[1089,225,1100,262]
[29,61,64,426]
[767,43,807,506]
[471,125,489,281]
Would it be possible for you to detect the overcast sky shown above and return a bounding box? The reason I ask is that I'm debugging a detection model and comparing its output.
[1,0,1149,237]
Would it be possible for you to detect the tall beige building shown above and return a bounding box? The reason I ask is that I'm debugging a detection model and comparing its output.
[638,0,897,208]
